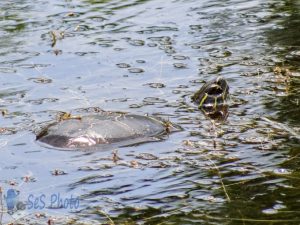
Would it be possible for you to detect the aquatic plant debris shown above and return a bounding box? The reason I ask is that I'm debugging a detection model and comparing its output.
[262,117,300,140]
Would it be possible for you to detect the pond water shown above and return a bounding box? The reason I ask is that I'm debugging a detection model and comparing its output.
[1,0,300,224]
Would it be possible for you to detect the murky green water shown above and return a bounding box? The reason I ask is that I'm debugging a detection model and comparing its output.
[1,0,300,224]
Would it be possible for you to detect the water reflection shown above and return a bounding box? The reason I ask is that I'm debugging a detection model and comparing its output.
[202,104,229,122]
[265,1,300,127]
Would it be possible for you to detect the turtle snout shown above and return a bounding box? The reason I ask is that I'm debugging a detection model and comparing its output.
[216,78,229,94]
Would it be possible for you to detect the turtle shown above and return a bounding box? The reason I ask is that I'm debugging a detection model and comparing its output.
[191,76,229,121]
[36,111,179,150]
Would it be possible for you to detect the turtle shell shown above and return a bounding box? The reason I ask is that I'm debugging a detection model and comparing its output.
[37,112,177,150]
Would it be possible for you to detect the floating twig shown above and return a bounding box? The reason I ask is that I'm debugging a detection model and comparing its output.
[207,158,231,202]
[262,117,300,140]
[97,209,115,225]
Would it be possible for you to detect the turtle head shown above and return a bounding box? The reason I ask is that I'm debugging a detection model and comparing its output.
[205,76,228,100]
[192,76,229,121]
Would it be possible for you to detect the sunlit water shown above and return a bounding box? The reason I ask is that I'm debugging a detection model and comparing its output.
[1,0,300,224]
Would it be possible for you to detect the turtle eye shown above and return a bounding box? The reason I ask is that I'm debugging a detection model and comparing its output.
[216,78,228,90]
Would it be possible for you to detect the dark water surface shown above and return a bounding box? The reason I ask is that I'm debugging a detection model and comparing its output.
[1,0,300,224]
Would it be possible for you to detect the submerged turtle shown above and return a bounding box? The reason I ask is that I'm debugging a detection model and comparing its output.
[191,76,229,121]
[37,76,229,150]
[37,111,178,150]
